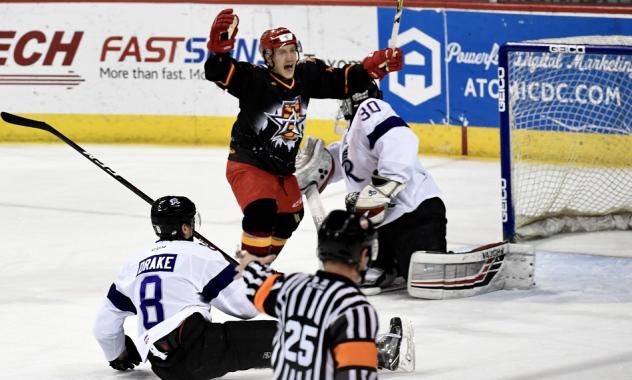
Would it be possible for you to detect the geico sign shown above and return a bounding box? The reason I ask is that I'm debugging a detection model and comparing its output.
[0,30,83,65]
[549,45,585,54]
[497,66,506,112]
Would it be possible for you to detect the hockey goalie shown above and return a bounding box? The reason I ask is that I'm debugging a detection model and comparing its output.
[295,83,535,299]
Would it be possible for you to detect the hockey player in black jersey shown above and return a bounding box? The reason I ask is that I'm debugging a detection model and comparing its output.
[204,8,403,260]
[237,209,415,378]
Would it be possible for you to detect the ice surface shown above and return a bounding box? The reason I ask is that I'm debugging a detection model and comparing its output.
[1,145,631,380]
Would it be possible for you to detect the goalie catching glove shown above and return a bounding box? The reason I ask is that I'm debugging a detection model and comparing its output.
[294,136,334,192]
[207,8,239,53]
[346,174,405,225]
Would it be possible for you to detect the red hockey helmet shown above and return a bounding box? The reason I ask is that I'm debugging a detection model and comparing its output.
[259,27,301,63]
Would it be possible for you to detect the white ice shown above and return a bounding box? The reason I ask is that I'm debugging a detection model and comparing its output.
[1,145,631,380]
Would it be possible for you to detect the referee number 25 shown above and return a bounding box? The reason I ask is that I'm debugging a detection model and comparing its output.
[284,320,318,367]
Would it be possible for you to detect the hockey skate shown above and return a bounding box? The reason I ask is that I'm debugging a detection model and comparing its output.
[377,317,415,372]
[361,267,406,296]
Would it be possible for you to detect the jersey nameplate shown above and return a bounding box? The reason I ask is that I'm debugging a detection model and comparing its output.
[137,253,177,276]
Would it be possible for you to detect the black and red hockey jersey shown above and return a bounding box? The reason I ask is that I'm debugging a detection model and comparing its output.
[205,53,373,175]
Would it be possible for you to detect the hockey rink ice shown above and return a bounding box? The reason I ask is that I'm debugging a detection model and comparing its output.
[2,144,631,380]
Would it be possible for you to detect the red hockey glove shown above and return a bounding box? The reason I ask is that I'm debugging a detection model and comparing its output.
[207,8,239,53]
[362,47,403,80]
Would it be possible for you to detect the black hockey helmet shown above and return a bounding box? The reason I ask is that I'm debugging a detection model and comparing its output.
[340,81,383,121]
[151,195,197,240]
[317,210,378,265]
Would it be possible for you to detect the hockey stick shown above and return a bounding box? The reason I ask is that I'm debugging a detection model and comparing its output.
[304,185,327,228]
[388,0,404,49]
[1,112,237,265]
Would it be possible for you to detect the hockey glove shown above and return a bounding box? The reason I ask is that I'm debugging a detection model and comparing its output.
[108,335,141,371]
[295,136,334,192]
[207,8,239,53]
[362,48,403,80]
[347,175,405,225]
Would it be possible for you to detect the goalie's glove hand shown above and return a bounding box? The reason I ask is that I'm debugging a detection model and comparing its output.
[347,176,405,225]
[207,8,239,53]
[362,47,403,80]
[295,136,334,192]
[109,335,141,371]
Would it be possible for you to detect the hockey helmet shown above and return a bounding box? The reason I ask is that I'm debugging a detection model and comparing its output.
[259,27,301,64]
[340,81,383,121]
[151,195,198,240]
[317,210,378,266]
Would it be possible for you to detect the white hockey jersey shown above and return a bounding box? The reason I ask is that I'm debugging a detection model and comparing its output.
[93,239,257,361]
[328,98,441,226]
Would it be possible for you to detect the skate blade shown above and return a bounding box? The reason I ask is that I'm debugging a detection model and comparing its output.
[398,318,416,372]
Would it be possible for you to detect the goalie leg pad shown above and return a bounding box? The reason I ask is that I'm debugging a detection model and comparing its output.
[294,136,334,192]
[407,242,535,299]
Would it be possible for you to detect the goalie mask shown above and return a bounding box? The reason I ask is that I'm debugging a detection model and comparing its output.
[151,196,200,241]
[317,210,378,266]
[340,81,383,121]
[259,27,302,67]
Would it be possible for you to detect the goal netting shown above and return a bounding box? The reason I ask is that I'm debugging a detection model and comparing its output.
[498,38,632,241]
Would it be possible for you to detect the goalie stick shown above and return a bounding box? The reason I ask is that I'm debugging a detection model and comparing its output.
[304,184,327,228]
[295,136,332,228]
[0,112,237,266]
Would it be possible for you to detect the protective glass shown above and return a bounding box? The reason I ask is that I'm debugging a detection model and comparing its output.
[339,98,353,119]
[333,106,348,135]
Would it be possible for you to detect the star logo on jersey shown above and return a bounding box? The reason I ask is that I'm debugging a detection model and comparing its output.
[264,98,306,150]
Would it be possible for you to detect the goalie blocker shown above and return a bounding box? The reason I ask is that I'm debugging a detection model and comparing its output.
[407,241,535,299]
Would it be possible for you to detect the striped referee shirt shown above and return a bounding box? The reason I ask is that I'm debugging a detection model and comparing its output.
[243,261,379,380]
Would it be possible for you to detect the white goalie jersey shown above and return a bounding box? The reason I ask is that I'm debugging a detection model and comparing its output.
[328,98,441,226]
[93,240,257,362]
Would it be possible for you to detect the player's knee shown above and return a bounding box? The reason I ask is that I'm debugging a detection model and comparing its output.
[275,209,304,239]
[243,199,277,232]
[223,320,275,369]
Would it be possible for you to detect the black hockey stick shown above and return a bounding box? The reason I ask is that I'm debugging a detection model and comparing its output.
[1,112,237,265]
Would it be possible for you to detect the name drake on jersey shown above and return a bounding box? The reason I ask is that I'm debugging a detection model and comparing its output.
[137,253,177,276]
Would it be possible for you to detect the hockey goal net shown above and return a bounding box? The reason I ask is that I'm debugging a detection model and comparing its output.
[499,40,632,241]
